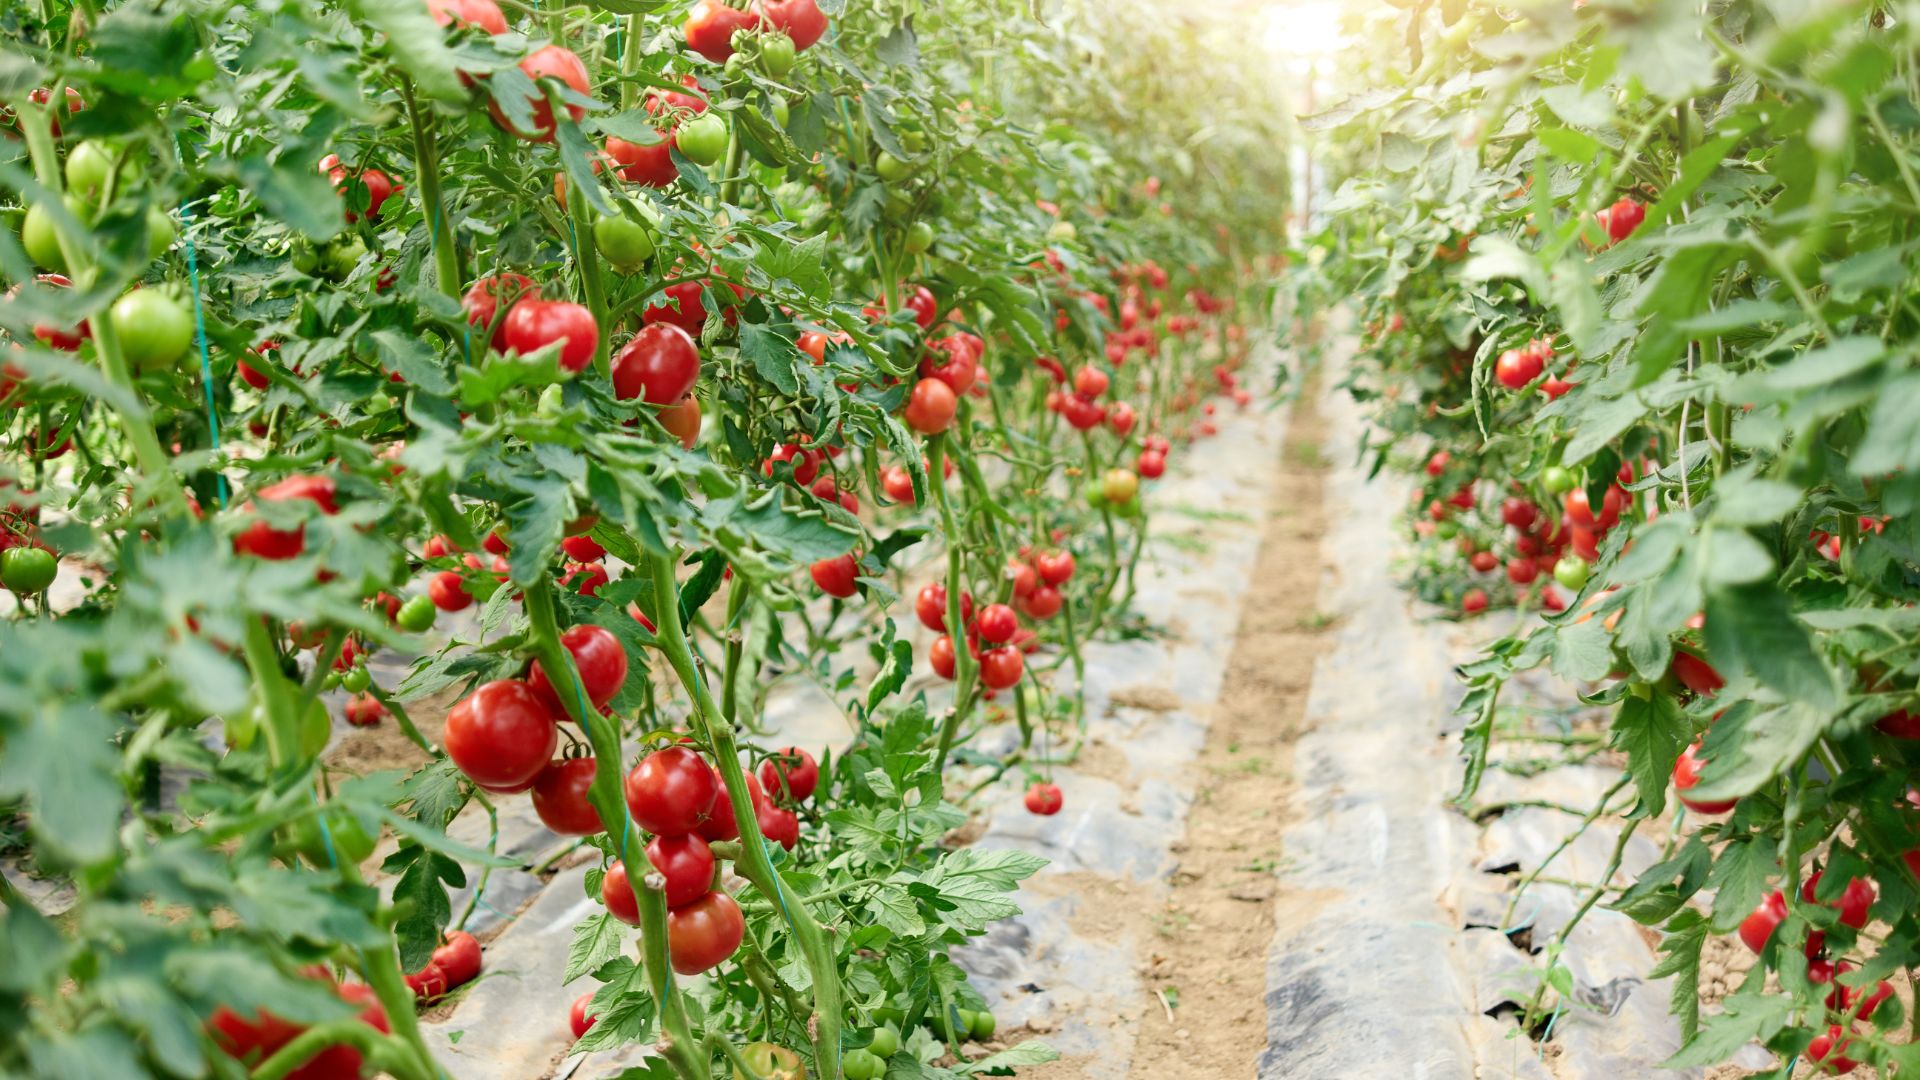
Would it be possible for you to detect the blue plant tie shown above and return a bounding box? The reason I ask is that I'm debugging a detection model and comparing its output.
[172,146,228,509]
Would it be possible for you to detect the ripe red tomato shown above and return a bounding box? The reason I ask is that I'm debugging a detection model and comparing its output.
[1007,561,1037,599]
[761,0,828,49]
[1601,196,1646,244]
[1137,449,1166,479]
[445,680,560,790]
[569,991,598,1038]
[1802,871,1875,930]
[1500,497,1538,529]
[319,155,396,222]
[1807,1025,1858,1074]
[428,0,509,33]
[667,890,745,974]
[562,534,607,562]
[1107,402,1137,436]
[915,583,970,631]
[612,323,702,404]
[697,768,742,842]
[1671,650,1724,696]
[757,802,800,849]
[433,930,483,988]
[920,338,979,394]
[1024,782,1062,815]
[902,285,938,330]
[929,634,957,679]
[405,960,448,1001]
[503,298,599,373]
[344,693,385,727]
[643,280,724,334]
[529,624,629,713]
[1493,347,1543,390]
[974,603,1018,644]
[1469,550,1497,573]
[648,832,718,908]
[979,646,1023,690]
[1506,558,1539,585]
[212,977,388,1080]
[233,475,340,560]
[428,570,473,612]
[1564,484,1625,529]
[462,273,533,352]
[684,0,764,62]
[1738,890,1788,953]
[533,758,606,835]
[1020,584,1062,621]
[602,861,642,925]
[810,554,859,598]
[626,746,719,836]
[659,395,702,448]
[491,45,591,142]
[1462,589,1489,614]
[1034,550,1075,586]
[904,377,958,435]
[758,747,819,802]
[881,465,916,503]
[762,442,819,486]
[1672,741,1736,814]
[605,133,679,188]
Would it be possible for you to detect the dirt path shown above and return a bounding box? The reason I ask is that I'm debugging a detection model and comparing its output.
[1120,388,1332,1079]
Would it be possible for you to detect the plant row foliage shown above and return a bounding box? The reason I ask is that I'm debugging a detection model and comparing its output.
[0,0,1286,1077]
[1292,0,1920,1073]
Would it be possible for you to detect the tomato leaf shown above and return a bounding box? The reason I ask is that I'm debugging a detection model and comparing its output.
[1611,693,1685,818]
[565,911,632,984]
[347,0,464,103]
[1703,584,1839,710]
[1662,989,1792,1069]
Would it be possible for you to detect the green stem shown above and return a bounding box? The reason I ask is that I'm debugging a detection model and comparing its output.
[565,181,614,379]
[646,552,845,1080]
[401,78,466,307]
[928,435,977,770]
[524,581,709,1080]
[241,618,299,770]
[248,1018,419,1080]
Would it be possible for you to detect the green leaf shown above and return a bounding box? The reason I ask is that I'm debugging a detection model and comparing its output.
[1611,694,1685,818]
[87,8,213,99]
[347,0,465,102]
[955,1040,1061,1074]
[1561,392,1647,466]
[1662,990,1792,1068]
[389,843,461,972]
[1649,916,1708,1038]
[738,317,802,395]
[1701,528,1774,587]
[1703,585,1838,709]
[556,116,617,217]
[1704,835,1777,933]
[1854,373,1920,476]
[565,910,630,983]
[0,702,125,866]
[1461,236,1547,295]
[369,329,455,395]
[1691,700,1825,802]
[227,155,346,243]
[1711,468,1804,526]
[1549,618,1615,683]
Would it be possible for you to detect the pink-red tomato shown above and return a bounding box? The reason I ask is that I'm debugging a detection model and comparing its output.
[1035,550,1075,586]
[625,746,719,837]
[605,134,679,188]
[232,475,339,560]
[1025,782,1062,816]
[569,991,598,1038]
[1137,449,1166,479]
[612,323,702,404]
[1802,871,1875,930]
[696,768,743,842]
[1494,347,1543,390]
[1073,365,1110,397]
[1462,589,1489,614]
[684,0,764,63]
[761,0,828,50]
[974,603,1018,644]
[1807,1025,1858,1075]
[659,395,702,448]
[757,800,800,849]
[503,298,599,373]
[432,930,483,988]
[904,377,958,435]
[445,680,560,790]
[532,758,606,836]
[903,285,938,330]
[462,273,533,352]
[882,465,916,503]
[602,861,642,925]
[1107,402,1137,436]
[1671,650,1724,696]
[1739,890,1788,953]
[428,570,473,612]
[929,634,957,680]
[648,832,717,908]
[1020,584,1062,621]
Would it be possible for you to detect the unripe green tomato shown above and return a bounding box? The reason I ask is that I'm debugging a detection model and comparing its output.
[21,201,71,271]
[1554,557,1590,591]
[842,1049,884,1080]
[882,188,912,219]
[1047,220,1077,243]
[770,97,790,127]
[932,1006,975,1041]
[871,1007,904,1029]
[733,1042,805,1080]
[865,1023,900,1059]
[874,151,913,184]
[65,140,114,198]
[110,290,195,371]
[289,808,377,869]
[340,664,372,694]
[1083,479,1107,509]
[322,235,368,280]
[675,113,729,166]
[291,243,320,275]
[0,547,57,594]
[594,213,656,271]
[321,671,342,692]
[1112,492,1143,519]
[899,129,928,154]
[1434,520,1458,540]
[968,1009,996,1040]
[298,698,331,759]
[397,595,436,633]
[904,220,934,255]
[147,207,176,260]
[758,33,797,76]
[538,384,566,416]
[1540,466,1577,494]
